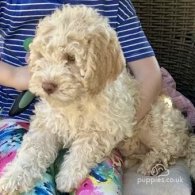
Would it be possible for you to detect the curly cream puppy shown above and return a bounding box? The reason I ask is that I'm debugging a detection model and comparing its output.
[0,5,194,194]
[0,5,136,194]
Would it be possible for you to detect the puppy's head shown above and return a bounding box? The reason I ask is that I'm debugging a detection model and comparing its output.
[29,5,125,104]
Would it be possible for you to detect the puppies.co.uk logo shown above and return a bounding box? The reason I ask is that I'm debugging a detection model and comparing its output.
[150,163,169,177]
[137,163,183,185]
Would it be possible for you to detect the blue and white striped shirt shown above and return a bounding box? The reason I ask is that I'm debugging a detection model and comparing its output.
[0,0,154,121]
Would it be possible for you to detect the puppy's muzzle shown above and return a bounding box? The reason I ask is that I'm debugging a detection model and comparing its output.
[42,82,58,94]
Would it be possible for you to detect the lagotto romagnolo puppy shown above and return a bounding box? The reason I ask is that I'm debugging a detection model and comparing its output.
[0,5,195,194]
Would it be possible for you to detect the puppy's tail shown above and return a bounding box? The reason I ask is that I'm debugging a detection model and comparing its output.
[186,134,195,180]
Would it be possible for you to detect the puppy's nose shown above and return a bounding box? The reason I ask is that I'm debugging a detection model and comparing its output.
[42,82,57,94]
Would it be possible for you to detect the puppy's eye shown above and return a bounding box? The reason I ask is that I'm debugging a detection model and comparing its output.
[66,54,75,63]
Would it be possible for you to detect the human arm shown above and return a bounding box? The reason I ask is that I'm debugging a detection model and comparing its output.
[127,56,162,122]
[0,60,30,91]
[116,1,162,122]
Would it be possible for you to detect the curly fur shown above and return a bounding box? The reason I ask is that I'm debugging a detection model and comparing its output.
[0,5,194,194]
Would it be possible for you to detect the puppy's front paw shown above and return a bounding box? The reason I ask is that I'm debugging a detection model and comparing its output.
[55,171,78,192]
[56,168,87,193]
[0,170,21,194]
[0,187,19,195]
[0,164,34,194]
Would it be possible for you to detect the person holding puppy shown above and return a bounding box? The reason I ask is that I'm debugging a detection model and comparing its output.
[0,0,191,194]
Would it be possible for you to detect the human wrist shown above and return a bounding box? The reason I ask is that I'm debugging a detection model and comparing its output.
[136,75,161,122]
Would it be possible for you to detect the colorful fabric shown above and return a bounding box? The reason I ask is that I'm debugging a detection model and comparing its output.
[0,0,154,121]
[0,119,123,195]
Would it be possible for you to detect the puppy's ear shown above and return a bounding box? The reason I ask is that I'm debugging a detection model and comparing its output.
[28,41,42,73]
[28,17,55,73]
[84,27,125,94]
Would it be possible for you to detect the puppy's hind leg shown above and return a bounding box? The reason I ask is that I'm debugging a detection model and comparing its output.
[137,128,188,176]
[137,150,173,176]
[137,99,189,176]
[0,129,60,194]
[137,129,189,176]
